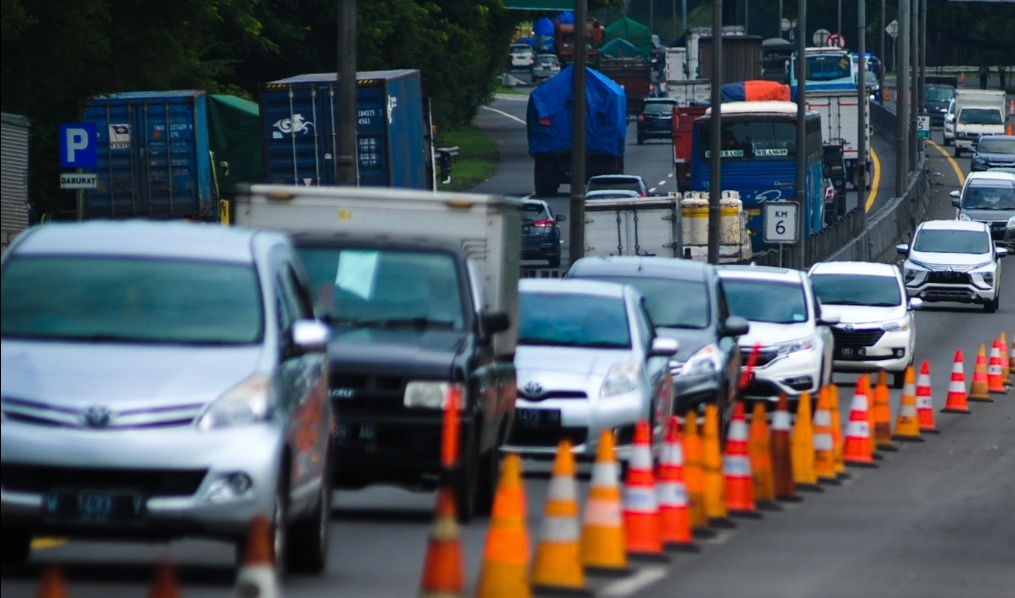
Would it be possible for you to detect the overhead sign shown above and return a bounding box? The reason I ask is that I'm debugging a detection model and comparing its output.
[826,33,846,49]
[886,20,899,39]
[813,29,831,46]
[59,173,97,189]
[917,115,931,139]
[59,123,97,168]
[763,201,799,244]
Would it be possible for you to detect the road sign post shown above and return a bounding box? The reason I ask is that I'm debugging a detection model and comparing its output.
[763,201,799,267]
[917,115,930,139]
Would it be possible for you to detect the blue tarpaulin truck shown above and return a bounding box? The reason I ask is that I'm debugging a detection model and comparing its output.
[260,70,433,190]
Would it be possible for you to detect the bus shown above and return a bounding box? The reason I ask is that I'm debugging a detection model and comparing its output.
[788,48,857,98]
[690,101,825,248]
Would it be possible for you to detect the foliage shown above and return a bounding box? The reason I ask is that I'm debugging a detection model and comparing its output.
[434,124,497,192]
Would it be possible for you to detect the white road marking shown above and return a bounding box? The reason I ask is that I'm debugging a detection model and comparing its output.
[481,105,525,125]
[667,172,674,178]
[600,566,669,597]
[649,187,657,193]
[658,179,667,185]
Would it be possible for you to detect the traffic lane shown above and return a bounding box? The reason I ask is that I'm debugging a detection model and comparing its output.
[473,94,532,199]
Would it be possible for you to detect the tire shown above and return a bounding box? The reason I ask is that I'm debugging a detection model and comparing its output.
[287,459,332,574]
[473,444,501,517]
[892,369,906,389]
[0,529,31,565]
[237,471,289,577]
[954,147,962,158]
[534,170,557,197]
[984,294,998,313]
[637,134,645,145]
[548,255,561,269]
[944,136,952,146]
[453,426,480,523]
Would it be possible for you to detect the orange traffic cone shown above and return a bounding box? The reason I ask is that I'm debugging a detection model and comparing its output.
[916,361,940,433]
[36,567,68,598]
[771,395,800,501]
[723,402,760,517]
[1001,331,1011,386]
[942,349,972,414]
[419,488,464,598]
[860,374,881,460]
[892,366,924,442]
[1009,332,1015,375]
[791,392,822,492]
[827,384,849,479]
[748,402,780,510]
[531,439,587,593]
[1009,99,1014,116]
[234,516,280,598]
[842,380,878,468]
[812,387,838,483]
[657,417,698,552]
[579,431,628,575]
[987,339,1007,394]
[477,453,531,598]
[623,421,667,561]
[702,404,733,527]
[682,411,710,536]
[872,371,897,452]
[969,344,993,402]
[959,72,966,85]
[148,561,180,598]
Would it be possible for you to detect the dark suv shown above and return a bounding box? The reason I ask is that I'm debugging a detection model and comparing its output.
[566,256,749,428]
[637,98,679,144]
[521,199,565,268]
[822,144,848,220]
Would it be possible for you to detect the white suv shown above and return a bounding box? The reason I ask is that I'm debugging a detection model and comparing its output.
[808,261,919,388]
[898,219,1008,313]
[717,266,837,403]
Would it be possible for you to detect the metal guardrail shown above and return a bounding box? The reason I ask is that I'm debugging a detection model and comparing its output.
[870,101,897,144]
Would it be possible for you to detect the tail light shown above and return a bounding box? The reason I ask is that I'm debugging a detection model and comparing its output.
[533,219,555,227]
[638,114,645,123]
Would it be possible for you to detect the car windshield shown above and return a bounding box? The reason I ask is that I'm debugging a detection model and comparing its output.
[805,54,852,81]
[912,229,991,254]
[698,120,797,160]
[587,178,643,193]
[297,248,465,331]
[810,274,902,307]
[722,278,809,324]
[977,138,1015,154]
[511,45,530,54]
[958,108,1003,125]
[580,276,710,329]
[925,86,954,102]
[518,292,631,349]
[0,256,263,344]
[961,184,1015,210]
[537,55,556,64]
[523,202,552,223]
[643,103,674,115]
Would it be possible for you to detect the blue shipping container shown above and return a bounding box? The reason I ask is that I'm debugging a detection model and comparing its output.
[81,91,215,219]
[260,70,430,190]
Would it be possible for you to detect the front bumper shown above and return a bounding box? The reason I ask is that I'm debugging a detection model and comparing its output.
[739,348,823,402]
[905,277,996,304]
[831,327,913,373]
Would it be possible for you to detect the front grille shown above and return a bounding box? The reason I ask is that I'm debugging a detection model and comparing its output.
[0,397,204,430]
[509,426,588,448]
[1,465,207,497]
[831,328,885,348]
[518,390,587,401]
[745,348,780,367]
[926,271,972,285]
[329,373,405,411]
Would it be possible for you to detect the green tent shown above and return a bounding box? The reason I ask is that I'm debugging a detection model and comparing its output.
[599,38,646,60]
[602,17,652,59]
[207,95,263,196]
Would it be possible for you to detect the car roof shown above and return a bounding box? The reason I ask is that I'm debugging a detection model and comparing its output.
[716,264,805,283]
[523,198,550,207]
[585,190,641,198]
[917,219,990,232]
[10,221,266,264]
[808,261,900,277]
[520,278,630,299]
[588,174,645,181]
[568,256,710,282]
[965,171,1015,186]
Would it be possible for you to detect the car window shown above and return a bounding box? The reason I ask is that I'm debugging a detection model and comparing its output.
[518,292,631,349]
[0,256,264,344]
[810,274,902,307]
[636,300,655,350]
[642,103,674,115]
[576,275,710,329]
[722,278,809,324]
[958,109,1003,125]
[961,183,1015,210]
[587,178,644,193]
[912,229,991,254]
[522,202,552,222]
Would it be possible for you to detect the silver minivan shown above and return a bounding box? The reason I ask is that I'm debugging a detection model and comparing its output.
[951,170,1015,245]
[0,221,333,573]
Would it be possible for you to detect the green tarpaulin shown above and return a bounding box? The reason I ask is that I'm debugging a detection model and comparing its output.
[602,17,652,59]
[599,39,646,60]
[207,95,262,196]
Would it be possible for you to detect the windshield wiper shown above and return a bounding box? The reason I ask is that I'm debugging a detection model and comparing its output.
[378,317,456,330]
[822,300,868,305]
[519,338,579,347]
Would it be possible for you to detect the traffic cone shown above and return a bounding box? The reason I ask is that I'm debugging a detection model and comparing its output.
[827,384,849,478]
[916,361,940,433]
[748,402,780,510]
[969,344,993,402]
[531,439,587,594]
[892,366,924,442]
[771,395,800,501]
[702,404,733,526]
[987,339,1007,394]
[623,421,667,561]
[812,387,838,483]
[419,488,464,598]
[791,392,822,491]
[942,349,972,413]
[860,374,881,459]
[1009,331,1015,376]
[842,380,878,468]
[682,411,711,536]
[148,561,180,598]
[1001,332,1011,386]
[233,516,280,598]
[579,431,629,575]
[959,72,966,85]
[477,453,531,598]
[1009,99,1014,116]
[872,370,897,451]
[657,417,698,552]
[723,402,760,517]
[36,567,68,598]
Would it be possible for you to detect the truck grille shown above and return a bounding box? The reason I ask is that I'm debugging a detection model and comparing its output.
[1,465,207,497]
[831,328,885,348]
[329,373,405,409]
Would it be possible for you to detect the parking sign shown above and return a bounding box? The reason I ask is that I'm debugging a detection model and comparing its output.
[59,123,97,168]
[763,201,799,243]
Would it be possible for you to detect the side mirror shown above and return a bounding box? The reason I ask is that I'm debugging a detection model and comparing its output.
[649,337,679,357]
[951,198,961,208]
[292,319,331,353]
[896,243,909,255]
[818,313,841,326]
[949,190,960,198]
[997,247,1009,259]
[908,297,924,311]
[481,311,510,335]
[555,214,567,222]
[721,315,750,338]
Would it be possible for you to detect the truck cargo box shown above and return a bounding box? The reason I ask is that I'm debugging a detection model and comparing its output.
[2,113,30,249]
[583,195,681,258]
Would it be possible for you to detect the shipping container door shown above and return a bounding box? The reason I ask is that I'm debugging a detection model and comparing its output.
[354,82,390,187]
[379,75,427,189]
[263,84,334,186]
[137,95,211,217]
[82,100,144,217]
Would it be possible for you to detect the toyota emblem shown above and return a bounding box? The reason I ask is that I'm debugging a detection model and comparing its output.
[523,381,544,397]
[844,324,855,331]
[82,406,113,428]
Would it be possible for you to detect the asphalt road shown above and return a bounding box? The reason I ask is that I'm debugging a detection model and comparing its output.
[3,90,1013,598]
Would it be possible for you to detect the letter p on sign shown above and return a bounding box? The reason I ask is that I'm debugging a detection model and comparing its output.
[60,123,97,168]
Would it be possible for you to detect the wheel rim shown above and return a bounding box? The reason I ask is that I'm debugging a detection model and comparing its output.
[273,489,286,570]
[317,483,330,557]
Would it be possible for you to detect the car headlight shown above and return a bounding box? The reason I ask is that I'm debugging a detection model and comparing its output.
[906,259,930,271]
[982,271,994,285]
[683,344,723,376]
[880,318,909,332]
[969,261,993,271]
[1007,215,1015,229]
[601,362,640,397]
[776,338,814,357]
[904,268,920,283]
[958,213,971,221]
[404,381,465,410]
[197,374,272,431]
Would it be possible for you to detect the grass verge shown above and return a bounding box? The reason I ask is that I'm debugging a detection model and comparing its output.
[434,124,498,192]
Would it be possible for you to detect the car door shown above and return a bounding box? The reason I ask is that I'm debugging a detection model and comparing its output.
[714,277,741,406]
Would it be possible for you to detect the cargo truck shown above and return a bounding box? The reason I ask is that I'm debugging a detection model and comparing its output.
[260,70,434,190]
[554,14,603,66]
[951,89,1007,158]
[528,65,627,197]
[583,195,682,258]
[234,185,520,521]
[806,90,871,190]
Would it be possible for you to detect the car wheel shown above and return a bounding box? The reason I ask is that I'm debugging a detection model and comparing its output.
[453,427,480,523]
[548,255,561,269]
[287,458,331,574]
[943,136,952,146]
[984,294,998,313]
[954,147,962,158]
[237,471,289,577]
[473,444,501,517]
[637,134,645,145]
[0,529,31,564]
[892,369,907,389]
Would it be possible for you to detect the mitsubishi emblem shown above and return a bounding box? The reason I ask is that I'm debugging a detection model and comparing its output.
[523,381,544,397]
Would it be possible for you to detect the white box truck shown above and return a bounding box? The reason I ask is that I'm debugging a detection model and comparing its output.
[583,195,682,258]
[235,185,521,520]
[806,90,872,189]
[952,89,1007,157]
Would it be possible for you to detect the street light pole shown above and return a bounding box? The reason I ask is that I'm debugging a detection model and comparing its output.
[858,0,868,258]
[895,0,908,197]
[708,0,722,265]
[910,0,919,171]
[795,0,807,269]
[336,0,358,186]
[569,0,587,266]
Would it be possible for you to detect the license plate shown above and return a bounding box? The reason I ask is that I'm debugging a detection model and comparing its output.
[836,347,867,360]
[516,408,561,429]
[43,490,146,525]
[336,422,377,443]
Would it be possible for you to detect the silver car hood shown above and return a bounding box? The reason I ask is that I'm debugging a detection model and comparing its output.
[515,345,634,379]
[1,341,264,409]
